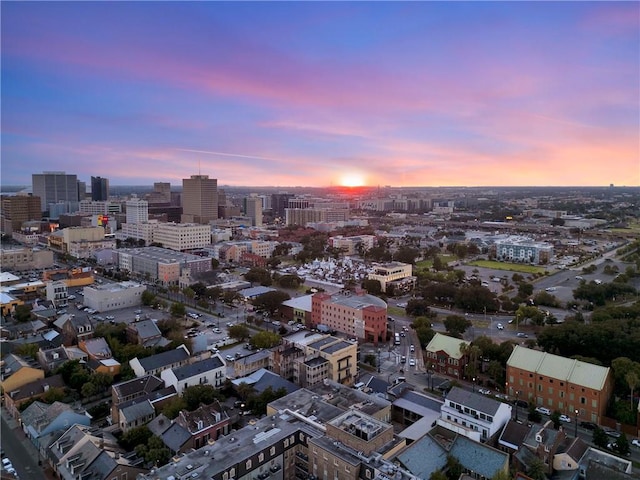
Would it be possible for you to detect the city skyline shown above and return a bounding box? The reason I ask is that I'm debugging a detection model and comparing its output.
[1,2,638,188]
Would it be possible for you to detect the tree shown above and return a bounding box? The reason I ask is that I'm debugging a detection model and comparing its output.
[14,304,32,323]
[244,267,272,286]
[550,410,561,429]
[527,458,547,480]
[443,315,472,338]
[615,433,630,455]
[120,425,153,451]
[141,290,156,306]
[42,386,66,404]
[394,246,420,264]
[14,343,39,359]
[361,279,382,295]
[228,324,250,341]
[625,371,639,410]
[277,274,302,289]
[592,426,608,449]
[182,385,223,411]
[252,290,291,316]
[444,455,463,480]
[236,382,255,402]
[429,471,448,480]
[528,404,541,423]
[170,301,186,317]
[518,282,534,297]
[250,331,281,349]
[81,382,99,399]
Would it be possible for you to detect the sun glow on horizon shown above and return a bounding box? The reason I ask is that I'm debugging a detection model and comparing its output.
[338,172,367,187]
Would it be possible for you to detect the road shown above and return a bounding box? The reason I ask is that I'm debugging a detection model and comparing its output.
[1,406,48,480]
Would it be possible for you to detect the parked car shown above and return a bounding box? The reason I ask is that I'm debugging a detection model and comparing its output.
[631,438,640,447]
[604,429,621,438]
[559,414,571,423]
[225,354,235,361]
[516,332,528,338]
[580,421,598,430]
[478,388,491,395]
[400,356,406,364]
[496,323,504,330]
[535,407,551,416]
[409,358,416,367]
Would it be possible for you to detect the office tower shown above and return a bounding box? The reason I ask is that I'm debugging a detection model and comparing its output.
[91,176,110,201]
[244,196,263,227]
[126,195,149,223]
[147,182,171,204]
[181,174,218,224]
[77,180,87,201]
[1,194,42,234]
[32,171,79,213]
[271,192,293,219]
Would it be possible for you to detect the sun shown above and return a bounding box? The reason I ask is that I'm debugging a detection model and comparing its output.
[339,172,366,187]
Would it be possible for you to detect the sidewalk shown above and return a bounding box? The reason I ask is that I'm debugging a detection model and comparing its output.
[1,405,57,480]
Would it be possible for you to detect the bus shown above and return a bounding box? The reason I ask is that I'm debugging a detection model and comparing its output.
[394,333,401,345]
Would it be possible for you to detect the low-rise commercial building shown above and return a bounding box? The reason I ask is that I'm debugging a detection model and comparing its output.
[367,261,416,294]
[115,246,211,285]
[83,281,145,312]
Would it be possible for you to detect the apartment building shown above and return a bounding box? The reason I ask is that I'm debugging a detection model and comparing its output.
[506,345,613,424]
[161,355,226,394]
[125,195,149,223]
[116,219,160,245]
[494,236,553,264]
[153,222,211,251]
[311,290,387,344]
[438,387,512,443]
[115,246,211,285]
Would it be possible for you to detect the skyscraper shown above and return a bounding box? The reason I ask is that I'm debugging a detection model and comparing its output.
[1,194,42,234]
[181,175,217,224]
[32,171,79,213]
[91,176,110,201]
[244,195,263,227]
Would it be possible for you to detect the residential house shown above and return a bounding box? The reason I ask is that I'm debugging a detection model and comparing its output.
[36,345,87,373]
[553,436,590,473]
[129,344,190,378]
[146,414,191,455]
[232,349,271,379]
[160,355,226,394]
[21,401,90,457]
[47,424,147,480]
[78,337,121,376]
[110,374,173,426]
[438,387,512,443]
[53,313,95,346]
[506,345,613,424]
[4,374,65,419]
[515,420,567,477]
[175,401,232,449]
[0,352,44,393]
[497,420,534,457]
[118,399,156,432]
[125,318,168,347]
[396,425,510,480]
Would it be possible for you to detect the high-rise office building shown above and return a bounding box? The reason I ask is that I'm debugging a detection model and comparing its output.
[181,174,217,224]
[125,195,149,224]
[271,192,293,219]
[1,194,42,234]
[244,196,263,227]
[90,176,110,201]
[32,171,79,213]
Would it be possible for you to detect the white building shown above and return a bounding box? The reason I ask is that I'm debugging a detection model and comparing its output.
[46,281,68,308]
[161,355,226,394]
[83,281,146,312]
[438,387,512,443]
[153,222,211,251]
[328,235,376,256]
[78,200,122,216]
[494,236,553,264]
[116,220,160,245]
[367,261,416,293]
[125,195,149,224]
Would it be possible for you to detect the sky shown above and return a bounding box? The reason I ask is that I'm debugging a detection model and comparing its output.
[1,2,639,188]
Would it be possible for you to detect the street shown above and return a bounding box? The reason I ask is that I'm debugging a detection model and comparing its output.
[1,406,48,480]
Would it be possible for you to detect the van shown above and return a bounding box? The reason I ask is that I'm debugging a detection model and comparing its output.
[396,377,406,384]
[354,382,365,390]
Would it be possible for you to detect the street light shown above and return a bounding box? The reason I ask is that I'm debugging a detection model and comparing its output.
[472,377,476,393]
[574,409,579,438]
[515,391,520,421]
[377,348,381,373]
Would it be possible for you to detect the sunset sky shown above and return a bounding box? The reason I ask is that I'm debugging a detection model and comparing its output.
[1,2,638,187]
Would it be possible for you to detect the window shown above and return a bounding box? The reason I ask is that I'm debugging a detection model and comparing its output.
[580,397,586,405]
[270,447,276,456]
[246,460,252,470]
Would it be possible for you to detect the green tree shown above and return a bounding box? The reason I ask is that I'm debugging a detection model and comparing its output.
[252,290,291,316]
[527,458,547,480]
[528,404,542,423]
[81,382,99,399]
[593,427,608,448]
[120,426,153,451]
[170,301,186,317]
[141,290,156,306]
[228,324,250,341]
[429,471,448,480]
[42,386,66,404]
[236,382,255,402]
[14,343,39,359]
[362,279,382,295]
[550,410,561,429]
[14,304,32,322]
[183,385,223,411]
[615,433,630,455]
[518,282,534,297]
[443,315,472,338]
[161,396,187,419]
[250,331,281,349]
[625,371,639,410]
[444,455,463,480]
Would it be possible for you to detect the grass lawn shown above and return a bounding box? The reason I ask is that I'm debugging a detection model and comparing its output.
[608,221,640,234]
[416,255,457,270]
[467,259,547,274]
[388,306,406,316]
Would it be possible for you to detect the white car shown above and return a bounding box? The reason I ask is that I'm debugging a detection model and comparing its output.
[408,358,416,367]
[631,438,640,447]
[496,323,504,330]
[559,414,571,423]
[478,388,491,395]
[536,407,551,416]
